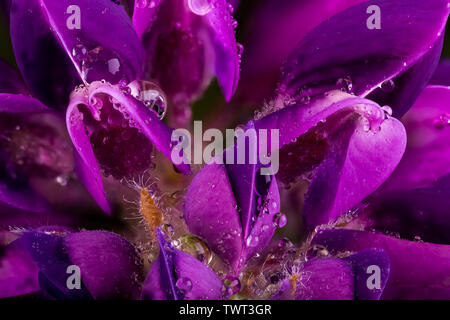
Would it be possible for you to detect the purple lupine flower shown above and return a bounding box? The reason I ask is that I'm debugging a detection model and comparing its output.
[132,0,241,124]
[2,0,192,214]
[0,228,144,299]
[1,0,450,302]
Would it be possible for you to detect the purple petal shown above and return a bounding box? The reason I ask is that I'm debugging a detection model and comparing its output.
[0,237,39,298]
[381,86,450,191]
[362,174,450,245]
[0,59,28,94]
[0,94,69,213]
[429,59,450,86]
[240,0,366,104]
[203,0,240,101]
[21,231,92,299]
[10,0,144,108]
[184,163,243,270]
[184,151,280,272]
[64,230,144,300]
[313,228,450,299]
[141,228,222,300]
[255,93,406,230]
[343,248,390,300]
[269,278,293,300]
[294,258,354,300]
[280,0,449,117]
[133,0,239,104]
[66,81,190,213]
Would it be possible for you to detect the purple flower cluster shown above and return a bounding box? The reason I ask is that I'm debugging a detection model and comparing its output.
[1,0,450,300]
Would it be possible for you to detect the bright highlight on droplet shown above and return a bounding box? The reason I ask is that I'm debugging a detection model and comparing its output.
[188,0,212,16]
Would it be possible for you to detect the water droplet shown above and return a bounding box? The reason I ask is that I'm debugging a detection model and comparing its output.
[380,79,395,93]
[55,174,68,186]
[107,58,121,75]
[381,105,393,117]
[178,234,213,265]
[176,277,193,294]
[433,113,450,130]
[336,76,353,93]
[273,213,287,228]
[128,80,167,120]
[223,276,241,296]
[72,44,88,62]
[188,0,212,15]
[305,244,329,261]
[246,234,259,247]
[278,237,293,248]
[161,223,174,237]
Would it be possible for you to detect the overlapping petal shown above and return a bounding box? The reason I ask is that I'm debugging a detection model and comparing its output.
[358,86,450,244]
[280,0,449,117]
[270,248,389,300]
[1,229,144,300]
[66,80,190,213]
[312,228,450,299]
[141,227,223,300]
[254,91,406,230]
[0,94,73,213]
[240,0,366,103]
[132,0,240,115]
[184,149,281,272]
[10,0,144,108]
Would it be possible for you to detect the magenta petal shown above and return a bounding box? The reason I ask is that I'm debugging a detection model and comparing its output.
[280,0,450,117]
[184,151,280,272]
[240,0,366,103]
[363,174,450,245]
[313,229,450,299]
[10,0,144,108]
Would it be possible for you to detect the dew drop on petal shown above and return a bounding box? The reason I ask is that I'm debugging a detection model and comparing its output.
[72,44,88,62]
[305,244,329,261]
[176,277,193,294]
[128,80,167,120]
[188,0,212,16]
[273,213,287,228]
[161,223,174,237]
[178,234,212,265]
[380,79,395,93]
